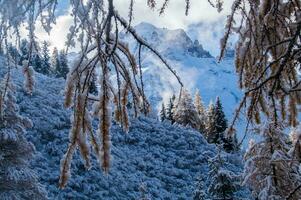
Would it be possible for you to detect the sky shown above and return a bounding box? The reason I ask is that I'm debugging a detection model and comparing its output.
[30,0,233,55]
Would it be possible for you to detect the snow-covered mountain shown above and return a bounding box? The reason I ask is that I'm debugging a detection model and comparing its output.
[121,22,241,125]
[0,57,251,199]
[68,22,245,142]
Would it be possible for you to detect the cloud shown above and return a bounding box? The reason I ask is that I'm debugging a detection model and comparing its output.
[30,0,233,51]
[114,0,232,29]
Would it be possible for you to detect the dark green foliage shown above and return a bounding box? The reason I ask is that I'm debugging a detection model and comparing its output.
[160,103,166,122]
[58,50,69,79]
[0,43,3,55]
[204,97,239,152]
[166,94,176,123]
[7,43,20,63]
[206,97,228,143]
[89,72,98,94]
[51,48,69,79]
[214,97,228,134]
[32,54,43,73]
[40,41,51,75]
[19,39,29,65]
[221,133,239,153]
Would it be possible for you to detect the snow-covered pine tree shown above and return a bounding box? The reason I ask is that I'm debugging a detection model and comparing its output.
[205,97,228,144]
[243,123,301,199]
[41,41,51,75]
[194,89,206,133]
[207,149,239,200]
[205,101,216,143]
[0,79,47,200]
[174,89,200,130]
[58,50,69,79]
[160,102,167,122]
[51,47,60,76]
[166,94,176,124]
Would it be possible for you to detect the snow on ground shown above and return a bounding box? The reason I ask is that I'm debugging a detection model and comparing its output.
[0,57,251,199]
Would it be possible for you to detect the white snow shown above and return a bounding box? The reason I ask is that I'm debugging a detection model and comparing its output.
[0,56,251,199]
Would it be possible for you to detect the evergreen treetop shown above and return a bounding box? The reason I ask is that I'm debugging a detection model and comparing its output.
[160,102,167,122]
[207,150,238,200]
[40,41,51,75]
[166,94,176,124]
[194,89,206,132]
[214,97,228,134]
[174,89,200,130]
[51,47,59,75]
[58,50,69,79]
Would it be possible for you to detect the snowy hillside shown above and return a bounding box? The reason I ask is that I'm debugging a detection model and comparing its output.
[120,22,240,118]
[0,57,251,199]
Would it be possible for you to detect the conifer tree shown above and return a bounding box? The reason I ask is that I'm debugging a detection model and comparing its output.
[174,89,200,129]
[205,97,228,144]
[194,148,239,200]
[166,94,176,124]
[205,101,216,143]
[51,47,60,76]
[214,97,227,133]
[194,89,206,132]
[0,80,47,199]
[160,102,166,122]
[40,41,51,75]
[7,44,20,63]
[243,123,301,199]
[58,50,69,79]
[221,132,239,153]
[32,54,43,73]
[207,149,238,200]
